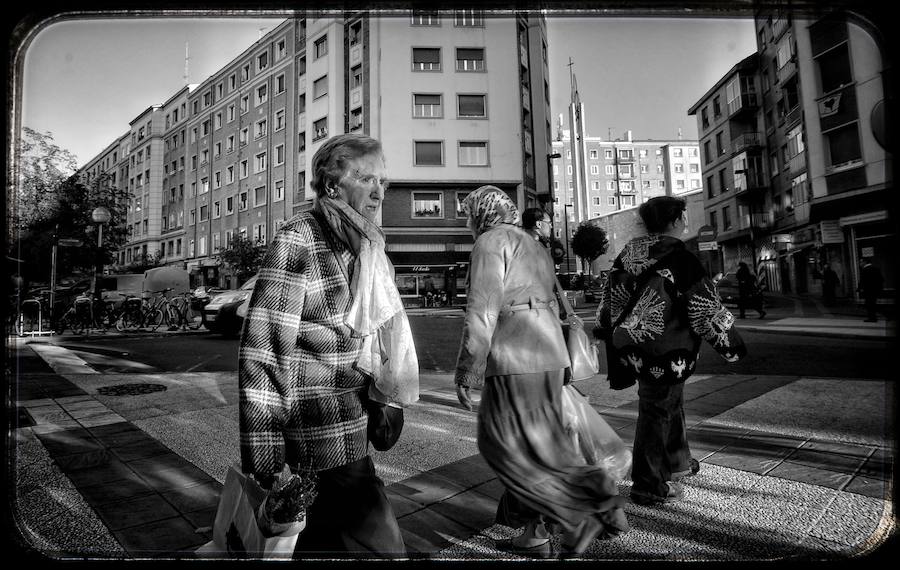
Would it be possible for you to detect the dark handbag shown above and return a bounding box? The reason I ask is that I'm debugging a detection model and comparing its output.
[365,399,404,451]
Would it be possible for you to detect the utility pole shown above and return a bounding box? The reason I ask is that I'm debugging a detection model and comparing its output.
[49,224,58,323]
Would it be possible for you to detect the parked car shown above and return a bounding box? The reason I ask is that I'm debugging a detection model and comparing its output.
[713,272,740,308]
[202,276,257,337]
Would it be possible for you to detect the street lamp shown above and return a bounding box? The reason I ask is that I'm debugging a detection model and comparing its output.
[91,206,111,302]
[547,152,562,247]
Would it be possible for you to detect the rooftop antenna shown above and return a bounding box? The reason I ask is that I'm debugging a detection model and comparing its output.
[183,42,190,84]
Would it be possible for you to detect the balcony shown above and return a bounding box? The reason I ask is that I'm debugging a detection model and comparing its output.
[728,92,760,118]
[522,87,531,111]
[751,212,774,229]
[789,150,806,175]
[731,132,762,154]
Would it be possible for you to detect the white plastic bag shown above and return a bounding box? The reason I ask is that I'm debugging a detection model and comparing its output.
[561,385,632,481]
[195,465,306,559]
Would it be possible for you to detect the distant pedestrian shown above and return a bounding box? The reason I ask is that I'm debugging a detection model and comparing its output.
[858,258,883,322]
[455,185,628,559]
[822,264,839,307]
[736,262,766,319]
[595,196,746,506]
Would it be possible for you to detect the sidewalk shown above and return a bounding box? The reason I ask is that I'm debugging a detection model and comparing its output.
[9,337,895,561]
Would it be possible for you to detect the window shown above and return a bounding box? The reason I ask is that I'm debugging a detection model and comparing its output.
[458,141,488,166]
[191,155,197,170]
[674,164,684,173]
[722,206,732,230]
[688,147,698,157]
[241,64,250,81]
[590,165,599,175]
[618,149,633,160]
[313,117,328,141]
[298,93,306,114]
[274,179,285,202]
[786,124,805,158]
[607,196,616,206]
[676,180,685,190]
[254,185,267,206]
[256,84,268,106]
[351,65,362,88]
[593,181,601,191]
[240,127,249,146]
[704,141,712,162]
[348,21,362,46]
[567,165,572,175]
[455,9,484,27]
[412,192,443,218]
[201,149,209,164]
[621,195,636,207]
[240,159,249,179]
[718,168,728,193]
[214,171,222,188]
[590,149,598,159]
[239,191,248,210]
[214,142,222,158]
[255,152,267,173]
[673,148,683,157]
[254,224,266,244]
[255,119,267,139]
[189,209,195,225]
[824,122,862,168]
[240,95,249,114]
[604,149,613,159]
[298,171,306,194]
[412,48,441,71]
[276,38,286,61]
[257,51,268,71]
[605,165,614,175]
[201,177,209,194]
[214,112,222,130]
[275,74,285,94]
[349,108,362,131]
[690,163,699,173]
[275,144,285,165]
[229,73,237,91]
[298,56,306,76]
[715,132,724,156]
[456,48,485,71]
[411,10,439,26]
[775,31,794,69]
[313,75,328,99]
[227,165,235,184]
[298,131,306,152]
[817,43,851,94]
[314,34,327,59]
[414,141,443,165]
[413,94,442,118]
[226,196,234,214]
[640,164,649,174]
[713,95,722,116]
[618,164,633,177]
[457,94,486,117]
[200,205,209,221]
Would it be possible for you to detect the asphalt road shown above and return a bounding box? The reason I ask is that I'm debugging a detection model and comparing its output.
[53,315,890,380]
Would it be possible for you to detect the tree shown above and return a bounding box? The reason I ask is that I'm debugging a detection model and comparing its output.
[12,128,132,286]
[571,221,609,265]
[217,235,266,284]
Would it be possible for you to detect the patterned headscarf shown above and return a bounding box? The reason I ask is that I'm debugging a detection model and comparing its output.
[462,185,520,237]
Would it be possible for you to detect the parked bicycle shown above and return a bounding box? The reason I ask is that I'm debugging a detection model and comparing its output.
[54,294,112,334]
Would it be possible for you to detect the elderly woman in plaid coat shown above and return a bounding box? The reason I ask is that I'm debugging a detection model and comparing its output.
[238,133,418,558]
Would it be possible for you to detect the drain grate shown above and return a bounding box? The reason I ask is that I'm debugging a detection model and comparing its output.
[97,383,168,396]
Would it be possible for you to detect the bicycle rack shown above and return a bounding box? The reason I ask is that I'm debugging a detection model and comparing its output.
[18,299,53,337]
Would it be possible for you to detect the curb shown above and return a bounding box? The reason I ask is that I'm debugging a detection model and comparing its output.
[736,324,894,340]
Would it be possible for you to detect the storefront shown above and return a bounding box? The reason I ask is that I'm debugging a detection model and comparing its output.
[393,263,468,307]
[841,211,894,302]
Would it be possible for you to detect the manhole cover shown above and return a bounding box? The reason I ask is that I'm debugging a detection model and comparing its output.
[97,383,168,396]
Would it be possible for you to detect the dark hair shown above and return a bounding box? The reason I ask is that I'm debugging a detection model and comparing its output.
[521,207,548,230]
[571,222,609,261]
[310,133,383,197]
[638,196,686,234]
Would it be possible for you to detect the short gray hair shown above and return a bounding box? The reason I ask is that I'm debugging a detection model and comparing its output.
[310,133,383,197]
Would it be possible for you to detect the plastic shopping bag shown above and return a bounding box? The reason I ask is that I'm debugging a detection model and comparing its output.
[561,316,600,381]
[195,465,308,559]
[561,385,632,481]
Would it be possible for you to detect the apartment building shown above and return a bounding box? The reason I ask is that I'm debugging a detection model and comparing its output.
[78,12,551,301]
[688,53,763,280]
[550,132,702,271]
[688,7,892,299]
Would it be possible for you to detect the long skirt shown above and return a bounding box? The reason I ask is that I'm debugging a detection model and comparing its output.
[478,369,628,536]
[293,456,405,559]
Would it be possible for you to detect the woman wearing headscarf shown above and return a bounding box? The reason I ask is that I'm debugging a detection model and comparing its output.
[455,185,628,559]
[239,133,418,558]
[596,196,746,506]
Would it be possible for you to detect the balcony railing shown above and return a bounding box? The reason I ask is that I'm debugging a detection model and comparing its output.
[522,88,530,110]
[751,212,774,228]
[727,93,759,117]
[789,151,806,174]
[731,132,762,154]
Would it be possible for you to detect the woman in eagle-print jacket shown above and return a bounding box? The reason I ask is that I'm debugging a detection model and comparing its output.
[595,196,746,506]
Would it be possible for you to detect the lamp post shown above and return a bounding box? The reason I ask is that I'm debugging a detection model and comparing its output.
[91,206,111,302]
[546,152,562,249]
[562,203,571,273]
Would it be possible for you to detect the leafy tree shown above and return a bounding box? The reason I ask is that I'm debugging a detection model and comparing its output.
[11,129,132,286]
[118,251,163,274]
[217,235,266,284]
[571,221,609,264]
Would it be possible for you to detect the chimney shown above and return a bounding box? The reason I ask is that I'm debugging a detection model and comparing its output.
[626,130,633,142]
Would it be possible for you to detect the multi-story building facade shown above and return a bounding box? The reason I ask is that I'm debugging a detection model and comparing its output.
[76,12,552,303]
[689,7,893,300]
[688,53,764,281]
[550,132,702,271]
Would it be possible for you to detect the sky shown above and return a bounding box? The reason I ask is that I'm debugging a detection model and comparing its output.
[18,13,758,167]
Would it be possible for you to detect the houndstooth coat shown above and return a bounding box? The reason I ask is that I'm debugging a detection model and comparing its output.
[239,211,371,482]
